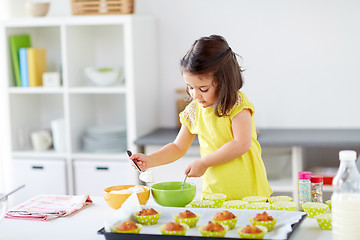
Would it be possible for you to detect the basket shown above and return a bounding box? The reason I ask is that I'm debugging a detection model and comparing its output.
[71,0,134,15]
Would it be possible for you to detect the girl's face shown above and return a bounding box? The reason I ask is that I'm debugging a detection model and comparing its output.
[183,72,218,108]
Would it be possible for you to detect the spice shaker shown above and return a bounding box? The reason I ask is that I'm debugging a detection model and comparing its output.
[298,171,311,211]
[311,175,323,203]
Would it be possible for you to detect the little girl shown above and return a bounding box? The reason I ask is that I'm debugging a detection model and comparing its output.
[130,35,272,200]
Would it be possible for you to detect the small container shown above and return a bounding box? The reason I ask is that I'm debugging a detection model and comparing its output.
[311,175,323,203]
[298,171,311,211]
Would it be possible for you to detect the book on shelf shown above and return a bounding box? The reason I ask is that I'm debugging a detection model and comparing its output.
[19,48,29,87]
[9,34,31,87]
[27,48,47,87]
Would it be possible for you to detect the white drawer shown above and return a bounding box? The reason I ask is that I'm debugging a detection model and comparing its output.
[12,158,67,205]
[73,159,134,197]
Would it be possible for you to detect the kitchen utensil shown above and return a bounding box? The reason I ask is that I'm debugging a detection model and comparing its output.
[0,184,25,202]
[127,150,154,182]
[127,150,142,172]
[180,175,187,190]
[151,181,196,207]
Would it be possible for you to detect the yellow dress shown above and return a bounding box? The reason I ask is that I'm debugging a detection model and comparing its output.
[180,91,272,200]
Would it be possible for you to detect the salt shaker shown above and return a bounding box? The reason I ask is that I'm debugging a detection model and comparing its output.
[311,175,323,203]
[298,171,311,211]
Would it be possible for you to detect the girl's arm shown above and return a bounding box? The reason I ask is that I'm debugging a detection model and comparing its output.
[129,125,195,171]
[185,108,252,177]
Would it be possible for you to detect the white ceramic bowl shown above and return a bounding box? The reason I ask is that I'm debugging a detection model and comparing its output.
[25,2,50,17]
[84,67,120,86]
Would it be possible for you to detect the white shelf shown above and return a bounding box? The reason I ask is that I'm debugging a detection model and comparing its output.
[1,15,158,195]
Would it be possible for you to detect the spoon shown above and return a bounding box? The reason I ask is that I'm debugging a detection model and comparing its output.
[127,150,142,172]
[0,184,25,201]
[180,175,188,190]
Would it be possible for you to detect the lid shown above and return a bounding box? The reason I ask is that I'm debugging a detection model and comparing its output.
[298,171,311,179]
[339,150,357,161]
[311,175,323,183]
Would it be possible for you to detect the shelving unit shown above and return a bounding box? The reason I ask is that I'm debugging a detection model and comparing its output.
[0,15,158,204]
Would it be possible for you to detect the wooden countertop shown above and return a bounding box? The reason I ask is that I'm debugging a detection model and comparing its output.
[135,128,360,147]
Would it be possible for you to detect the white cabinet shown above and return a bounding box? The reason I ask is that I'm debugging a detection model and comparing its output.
[73,159,134,196]
[12,158,66,205]
[1,15,159,196]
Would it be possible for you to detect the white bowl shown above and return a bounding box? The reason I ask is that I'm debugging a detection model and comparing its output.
[25,2,50,17]
[84,67,120,86]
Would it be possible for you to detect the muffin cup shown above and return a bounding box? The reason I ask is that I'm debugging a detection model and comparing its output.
[301,202,328,218]
[271,201,297,211]
[112,223,142,234]
[134,210,162,225]
[190,200,215,208]
[242,196,268,203]
[222,200,248,209]
[246,202,271,210]
[249,217,278,231]
[314,213,332,230]
[237,225,268,239]
[159,222,189,236]
[211,216,238,230]
[268,196,293,204]
[198,223,229,238]
[326,200,332,211]
[172,213,201,228]
[202,193,227,207]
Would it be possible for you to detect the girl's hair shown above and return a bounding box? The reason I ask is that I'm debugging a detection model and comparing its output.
[180,35,244,117]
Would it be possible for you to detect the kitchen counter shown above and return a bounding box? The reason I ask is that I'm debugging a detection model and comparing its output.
[0,196,332,240]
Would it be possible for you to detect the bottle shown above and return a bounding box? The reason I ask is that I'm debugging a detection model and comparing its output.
[298,171,311,211]
[311,175,323,203]
[332,150,360,240]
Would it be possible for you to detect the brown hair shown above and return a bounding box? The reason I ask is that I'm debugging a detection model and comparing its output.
[180,35,244,117]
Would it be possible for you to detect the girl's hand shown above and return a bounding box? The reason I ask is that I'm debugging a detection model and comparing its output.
[129,153,151,171]
[185,159,208,177]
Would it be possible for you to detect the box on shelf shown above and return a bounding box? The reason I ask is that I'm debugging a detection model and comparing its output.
[71,0,134,15]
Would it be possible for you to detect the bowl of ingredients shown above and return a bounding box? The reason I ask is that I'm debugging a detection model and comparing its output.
[151,181,196,207]
[84,67,121,86]
[104,185,150,209]
[25,2,50,17]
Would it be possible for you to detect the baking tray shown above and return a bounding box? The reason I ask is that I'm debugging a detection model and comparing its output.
[98,206,307,240]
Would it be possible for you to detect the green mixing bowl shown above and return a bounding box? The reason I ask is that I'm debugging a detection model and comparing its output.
[151,182,196,207]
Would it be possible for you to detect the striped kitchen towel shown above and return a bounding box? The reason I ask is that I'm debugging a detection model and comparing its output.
[5,195,93,221]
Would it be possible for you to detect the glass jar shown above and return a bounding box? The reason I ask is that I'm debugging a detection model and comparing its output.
[298,171,311,211]
[310,175,323,203]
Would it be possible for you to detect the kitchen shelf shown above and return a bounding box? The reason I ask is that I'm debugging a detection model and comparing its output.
[1,15,159,204]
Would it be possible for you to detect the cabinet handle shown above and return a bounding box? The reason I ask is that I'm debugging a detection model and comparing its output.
[32,165,44,170]
[96,167,109,171]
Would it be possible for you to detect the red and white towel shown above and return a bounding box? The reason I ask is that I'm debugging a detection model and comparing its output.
[5,195,93,221]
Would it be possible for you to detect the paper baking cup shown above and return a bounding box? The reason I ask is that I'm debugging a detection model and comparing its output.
[237,225,268,239]
[271,201,297,211]
[198,224,229,238]
[314,213,332,230]
[222,200,248,209]
[242,196,268,203]
[301,202,328,218]
[190,200,215,208]
[268,196,293,204]
[134,210,161,225]
[249,217,278,231]
[211,216,238,229]
[246,202,271,210]
[172,213,200,228]
[112,223,142,234]
[326,200,332,211]
[202,193,227,207]
[159,222,189,236]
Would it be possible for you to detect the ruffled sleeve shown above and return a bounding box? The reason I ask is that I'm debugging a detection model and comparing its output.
[229,91,255,120]
[179,100,198,133]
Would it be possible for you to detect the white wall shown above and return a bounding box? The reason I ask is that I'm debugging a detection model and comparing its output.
[137,0,360,129]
